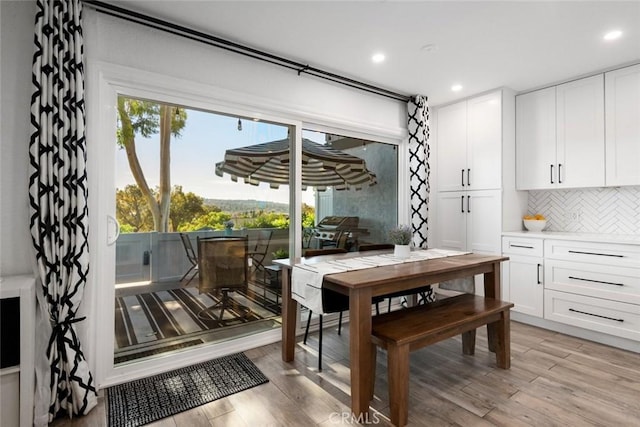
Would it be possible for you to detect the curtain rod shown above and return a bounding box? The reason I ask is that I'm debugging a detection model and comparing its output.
[82,0,411,103]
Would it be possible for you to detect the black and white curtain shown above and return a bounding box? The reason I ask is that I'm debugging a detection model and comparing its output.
[29,0,97,422]
[408,95,435,302]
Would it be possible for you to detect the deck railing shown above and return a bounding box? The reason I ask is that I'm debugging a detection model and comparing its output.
[115,228,289,284]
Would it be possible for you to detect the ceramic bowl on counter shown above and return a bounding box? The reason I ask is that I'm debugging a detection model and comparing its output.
[523,219,547,232]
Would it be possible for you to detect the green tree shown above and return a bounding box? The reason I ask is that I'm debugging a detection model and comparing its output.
[116,185,154,232]
[181,211,233,231]
[169,186,208,231]
[117,97,187,232]
[117,185,211,232]
[302,203,315,228]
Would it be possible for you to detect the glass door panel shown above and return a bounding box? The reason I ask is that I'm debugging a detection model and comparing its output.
[114,96,291,365]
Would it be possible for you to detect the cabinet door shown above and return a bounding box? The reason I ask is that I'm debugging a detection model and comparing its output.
[435,192,466,251]
[436,101,467,192]
[516,87,556,190]
[467,91,502,190]
[466,190,501,254]
[605,64,640,186]
[556,74,605,188]
[507,255,544,317]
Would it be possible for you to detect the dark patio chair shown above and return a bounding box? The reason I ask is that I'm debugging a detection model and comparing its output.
[197,236,250,323]
[248,230,273,280]
[179,233,199,286]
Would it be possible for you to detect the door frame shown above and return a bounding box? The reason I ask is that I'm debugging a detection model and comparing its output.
[86,61,408,387]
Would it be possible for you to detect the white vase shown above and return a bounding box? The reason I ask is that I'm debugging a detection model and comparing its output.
[394,244,410,258]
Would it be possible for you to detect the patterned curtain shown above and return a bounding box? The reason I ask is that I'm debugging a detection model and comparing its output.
[408,95,435,302]
[29,0,97,421]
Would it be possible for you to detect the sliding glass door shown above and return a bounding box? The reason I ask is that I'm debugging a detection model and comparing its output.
[113,96,294,365]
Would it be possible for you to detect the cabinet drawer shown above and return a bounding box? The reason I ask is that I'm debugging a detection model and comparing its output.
[502,236,543,257]
[545,290,640,341]
[544,239,640,268]
[545,260,640,305]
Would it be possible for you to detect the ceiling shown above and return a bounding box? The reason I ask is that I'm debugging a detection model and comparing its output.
[111,1,640,106]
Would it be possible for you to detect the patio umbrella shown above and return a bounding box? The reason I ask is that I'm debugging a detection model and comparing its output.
[215,138,377,191]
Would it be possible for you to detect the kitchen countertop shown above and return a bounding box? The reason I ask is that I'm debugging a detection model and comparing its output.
[502,231,640,245]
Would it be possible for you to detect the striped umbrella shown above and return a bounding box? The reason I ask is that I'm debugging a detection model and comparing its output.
[215,138,377,191]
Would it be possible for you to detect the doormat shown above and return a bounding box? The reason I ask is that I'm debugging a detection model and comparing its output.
[106,352,269,427]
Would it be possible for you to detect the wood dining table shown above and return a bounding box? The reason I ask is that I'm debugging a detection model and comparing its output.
[275,251,509,418]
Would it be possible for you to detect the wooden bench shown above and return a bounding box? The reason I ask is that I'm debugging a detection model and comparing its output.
[370,293,514,426]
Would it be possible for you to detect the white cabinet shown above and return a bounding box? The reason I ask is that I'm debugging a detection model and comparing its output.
[543,239,640,341]
[516,74,605,190]
[502,236,544,317]
[437,91,502,192]
[605,64,640,186]
[0,276,35,427]
[502,233,640,348]
[436,190,501,254]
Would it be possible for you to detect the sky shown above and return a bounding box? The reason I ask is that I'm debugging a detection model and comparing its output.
[115,107,321,206]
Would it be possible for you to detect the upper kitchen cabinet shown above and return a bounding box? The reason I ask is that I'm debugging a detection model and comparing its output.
[516,74,605,190]
[436,91,502,192]
[605,64,640,186]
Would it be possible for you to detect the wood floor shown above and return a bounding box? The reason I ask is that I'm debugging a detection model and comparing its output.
[50,321,640,426]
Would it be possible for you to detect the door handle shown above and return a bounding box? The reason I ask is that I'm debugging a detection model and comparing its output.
[107,215,120,246]
[461,169,465,187]
[467,195,471,213]
[467,169,471,187]
[461,195,464,213]
[550,164,554,184]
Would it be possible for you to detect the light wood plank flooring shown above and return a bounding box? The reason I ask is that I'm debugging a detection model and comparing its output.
[50,321,640,426]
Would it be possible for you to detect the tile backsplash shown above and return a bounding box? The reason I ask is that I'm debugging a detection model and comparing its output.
[528,187,640,235]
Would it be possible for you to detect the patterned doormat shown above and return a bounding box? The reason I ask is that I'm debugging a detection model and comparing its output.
[106,352,269,427]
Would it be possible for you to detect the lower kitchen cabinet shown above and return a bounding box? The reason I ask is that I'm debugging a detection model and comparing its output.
[505,254,544,317]
[502,233,640,351]
[545,290,640,341]
[502,236,544,317]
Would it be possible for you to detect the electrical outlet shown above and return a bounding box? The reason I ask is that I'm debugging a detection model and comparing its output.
[565,210,582,221]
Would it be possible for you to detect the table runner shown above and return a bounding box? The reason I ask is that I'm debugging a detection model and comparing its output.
[291,248,469,313]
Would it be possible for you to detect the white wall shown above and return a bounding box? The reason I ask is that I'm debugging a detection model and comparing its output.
[1,2,409,384]
[0,2,408,279]
[85,10,406,138]
[0,1,37,277]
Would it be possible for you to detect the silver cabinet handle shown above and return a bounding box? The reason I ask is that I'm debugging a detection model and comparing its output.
[537,264,542,284]
[510,244,534,249]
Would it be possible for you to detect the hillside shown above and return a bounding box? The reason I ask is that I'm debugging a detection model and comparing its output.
[204,199,289,213]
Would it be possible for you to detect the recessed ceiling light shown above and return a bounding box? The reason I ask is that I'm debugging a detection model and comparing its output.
[451,84,463,92]
[372,53,385,63]
[421,43,438,52]
[604,30,623,41]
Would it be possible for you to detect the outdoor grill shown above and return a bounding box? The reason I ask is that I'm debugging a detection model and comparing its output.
[312,216,367,249]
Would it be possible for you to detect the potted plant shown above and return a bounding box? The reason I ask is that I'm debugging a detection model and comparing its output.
[388,224,412,258]
[272,248,289,260]
[223,220,234,236]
